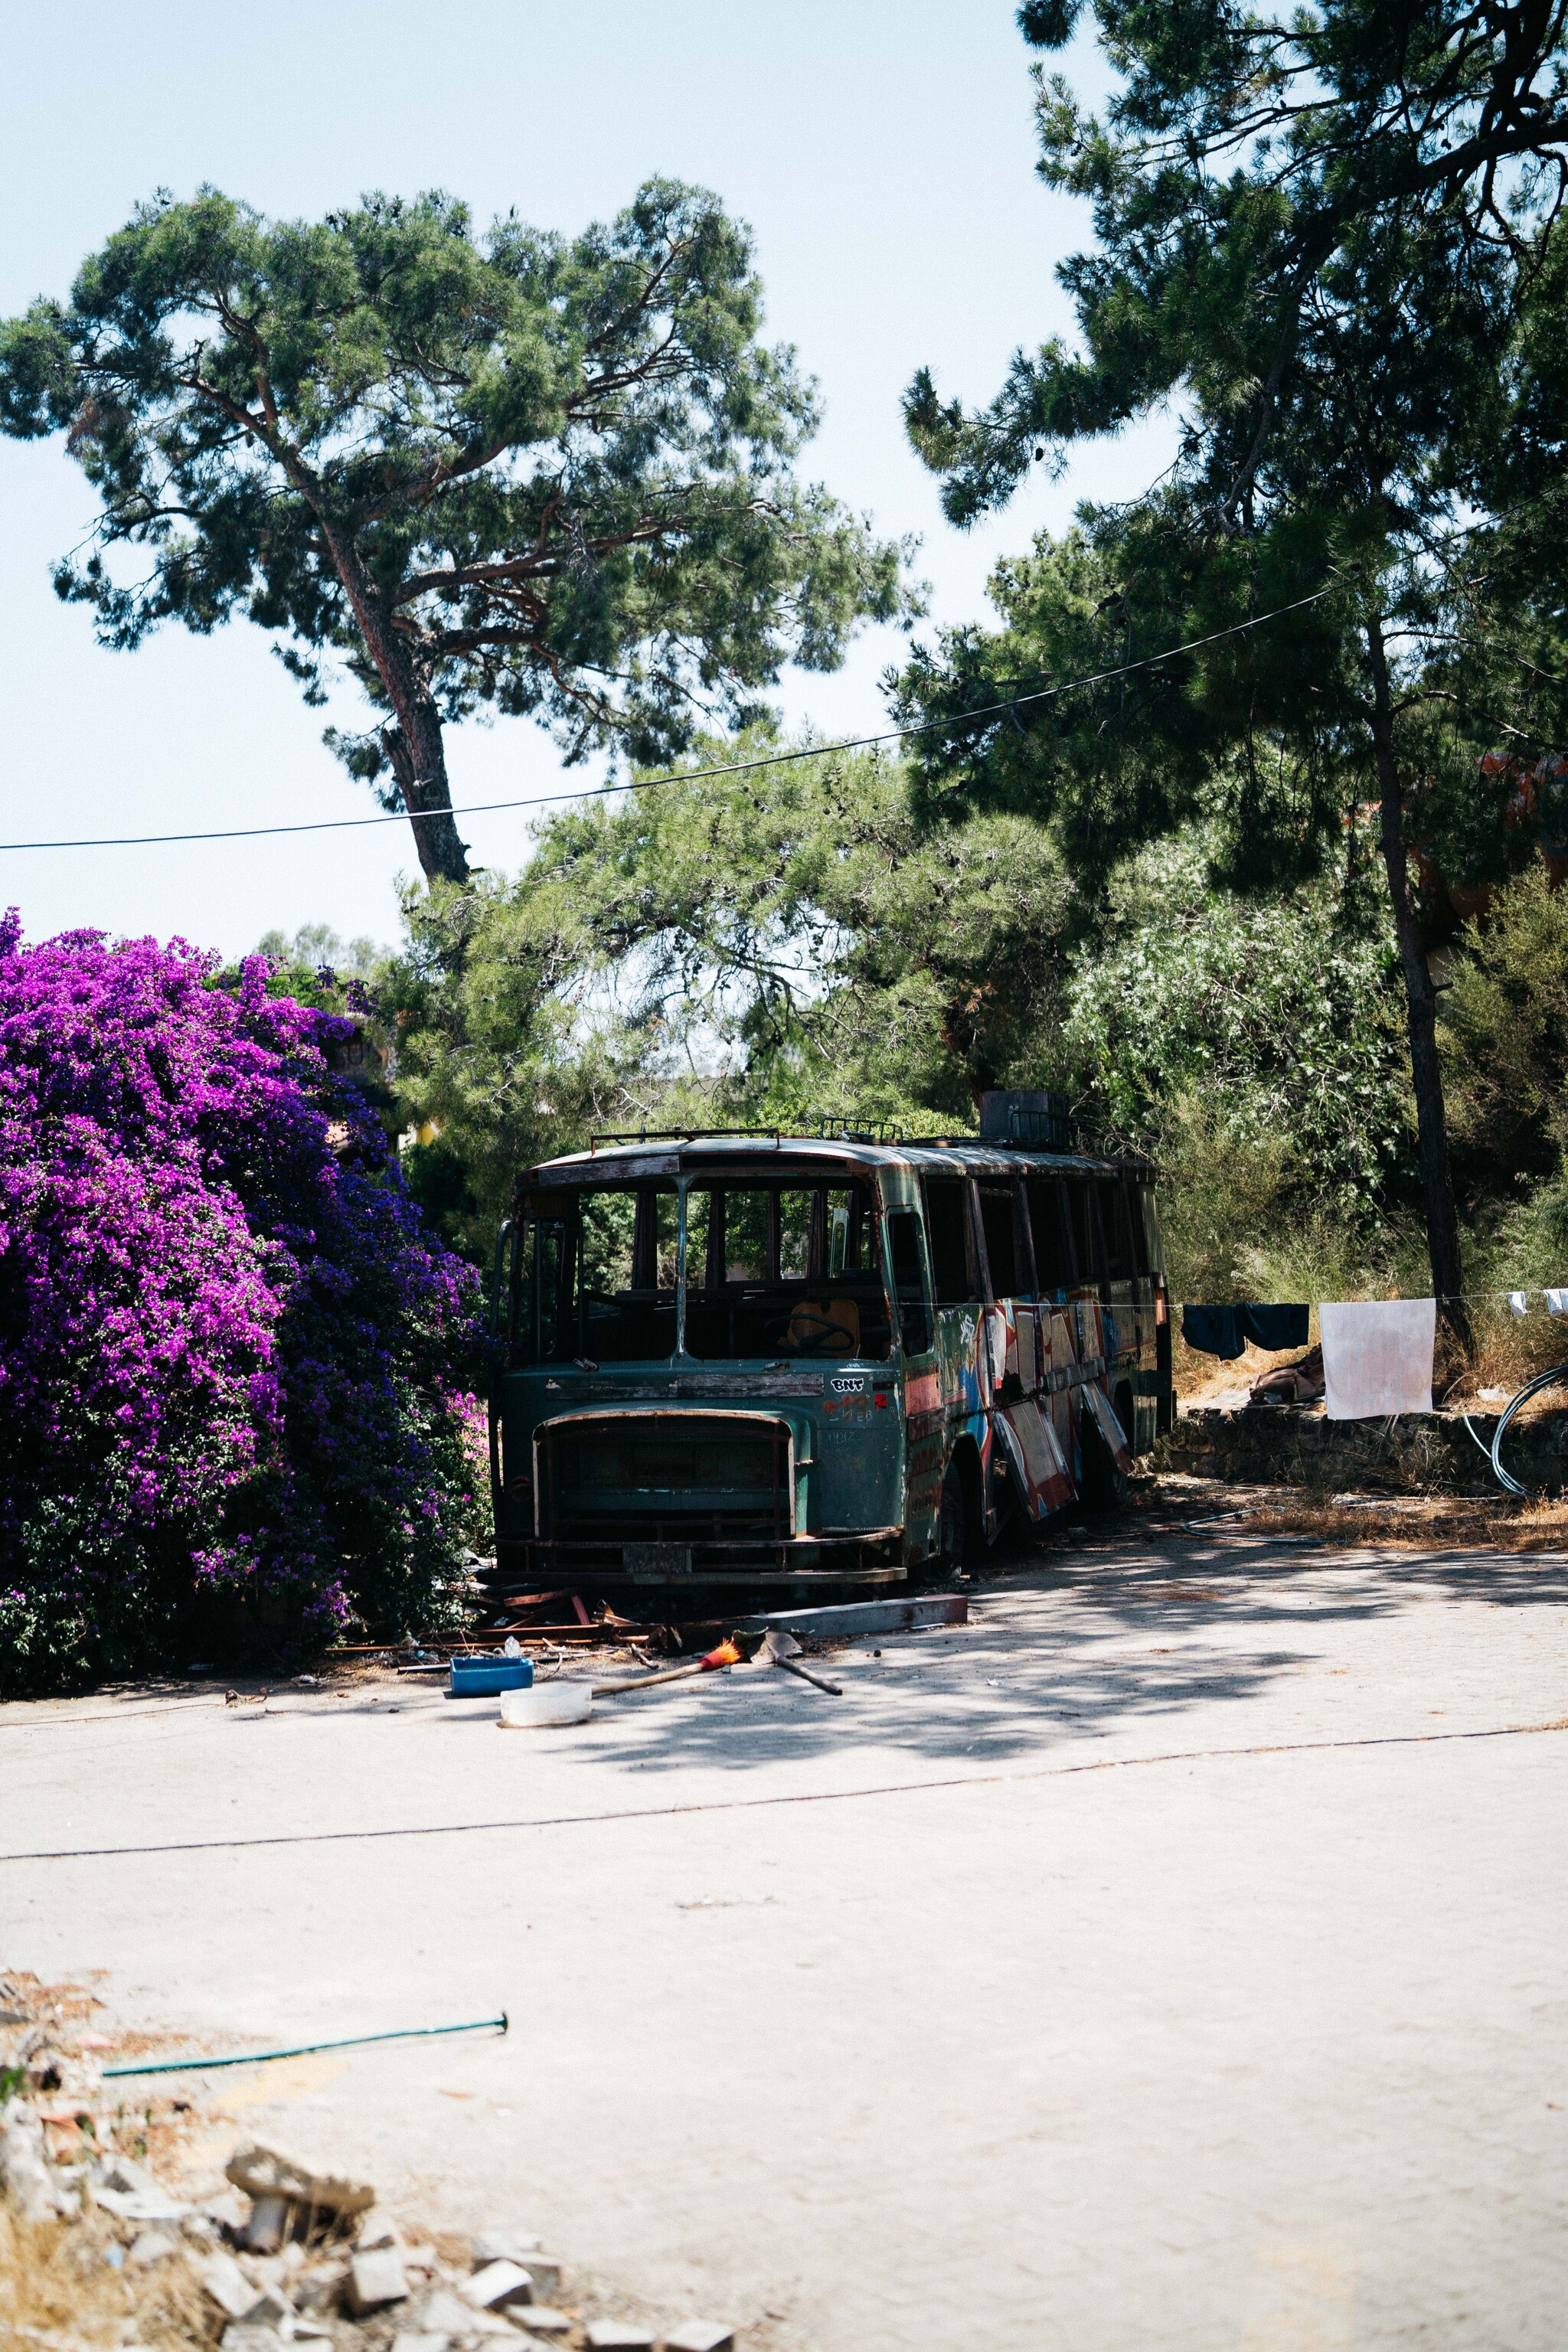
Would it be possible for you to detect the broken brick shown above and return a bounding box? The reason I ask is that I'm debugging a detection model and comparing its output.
[462,2260,533,2311]
[348,2247,410,2314]
[201,2252,266,2322]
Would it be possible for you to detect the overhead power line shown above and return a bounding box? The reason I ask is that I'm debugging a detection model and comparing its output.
[0,586,1339,854]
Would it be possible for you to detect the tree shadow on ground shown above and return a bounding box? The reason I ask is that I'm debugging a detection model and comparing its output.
[565,1524,1568,1783]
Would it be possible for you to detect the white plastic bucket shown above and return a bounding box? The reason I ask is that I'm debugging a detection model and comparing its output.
[499,1683,593,1729]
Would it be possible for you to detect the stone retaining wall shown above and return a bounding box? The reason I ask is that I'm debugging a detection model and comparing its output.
[1158,1404,1568,1494]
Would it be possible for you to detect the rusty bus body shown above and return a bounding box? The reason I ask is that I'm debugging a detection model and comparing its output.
[488,1096,1172,1596]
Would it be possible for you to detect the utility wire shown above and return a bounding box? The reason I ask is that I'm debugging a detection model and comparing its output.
[0,586,1339,854]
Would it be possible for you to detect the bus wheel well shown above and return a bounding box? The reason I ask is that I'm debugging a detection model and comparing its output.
[927,1437,982,1579]
[949,1436,983,1517]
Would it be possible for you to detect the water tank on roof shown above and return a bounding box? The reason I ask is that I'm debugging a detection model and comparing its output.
[977,1089,1076,1148]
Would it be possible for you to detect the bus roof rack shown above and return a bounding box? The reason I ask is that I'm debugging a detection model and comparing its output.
[585,1096,1149,1164]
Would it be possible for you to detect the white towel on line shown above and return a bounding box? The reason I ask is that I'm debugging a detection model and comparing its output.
[1318,1298,1436,1420]
[1548,1288,1568,1318]
[1509,1291,1529,1318]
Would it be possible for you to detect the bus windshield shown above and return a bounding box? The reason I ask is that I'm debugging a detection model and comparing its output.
[682,1177,890,1361]
[514,1174,891,1364]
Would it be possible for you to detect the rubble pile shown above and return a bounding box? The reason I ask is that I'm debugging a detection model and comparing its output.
[0,1981,734,2352]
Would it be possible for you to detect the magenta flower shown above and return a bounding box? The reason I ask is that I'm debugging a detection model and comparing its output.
[0,917,485,1694]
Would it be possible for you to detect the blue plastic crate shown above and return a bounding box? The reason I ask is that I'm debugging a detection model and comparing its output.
[449,1655,534,1697]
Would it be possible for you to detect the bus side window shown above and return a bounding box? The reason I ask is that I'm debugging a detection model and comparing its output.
[536,1220,565,1360]
[1101,1180,1137,1282]
[826,1185,869,1273]
[923,1175,975,1305]
[508,1219,532,1362]
[978,1186,1021,1300]
[1137,1183,1161,1273]
[1066,1182,1105,1289]
[887,1208,934,1357]
[1027,1178,1070,1293]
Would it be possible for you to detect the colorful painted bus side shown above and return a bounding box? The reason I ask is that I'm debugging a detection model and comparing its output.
[487,1102,1171,1596]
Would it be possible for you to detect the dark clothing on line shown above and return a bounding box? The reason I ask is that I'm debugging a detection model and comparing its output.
[1181,1304,1310,1360]
[1182,1305,1244,1360]
[1242,1304,1309,1351]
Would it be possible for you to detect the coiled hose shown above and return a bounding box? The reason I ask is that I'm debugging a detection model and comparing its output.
[1462,1360,1568,1495]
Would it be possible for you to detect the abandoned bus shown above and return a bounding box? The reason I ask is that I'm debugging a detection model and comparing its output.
[487,1091,1173,1596]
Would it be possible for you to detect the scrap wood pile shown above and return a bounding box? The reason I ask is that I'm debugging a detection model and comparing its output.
[0,1981,733,2352]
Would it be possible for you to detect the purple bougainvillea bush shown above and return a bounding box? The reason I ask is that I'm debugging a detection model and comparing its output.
[0,916,487,1694]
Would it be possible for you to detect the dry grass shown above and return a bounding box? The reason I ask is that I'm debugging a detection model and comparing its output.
[1449,1302,1568,1400]
[1234,1491,1568,1550]
[0,2201,217,2350]
[1141,1469,1568,1550]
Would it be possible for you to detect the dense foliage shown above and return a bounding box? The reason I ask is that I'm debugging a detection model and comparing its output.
[1057,835,1407,1202]
[0,921,484,1696]
[363,741,1430,1304]
[897,0,1568,1338]
[0,181,905,881]
[375,740,1079,1253]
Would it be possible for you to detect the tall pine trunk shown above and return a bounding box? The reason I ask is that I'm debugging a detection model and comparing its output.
[1364,612,1472,1353]
[379,704,471,887]
[313,513,472,886]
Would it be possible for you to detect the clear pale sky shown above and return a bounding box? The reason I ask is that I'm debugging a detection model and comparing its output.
[0,1,1167,957]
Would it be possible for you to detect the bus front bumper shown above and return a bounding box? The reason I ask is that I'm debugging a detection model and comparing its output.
[490,1527,906,1596]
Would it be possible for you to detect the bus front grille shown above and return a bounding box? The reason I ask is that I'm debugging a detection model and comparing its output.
[536,1413,792,1542]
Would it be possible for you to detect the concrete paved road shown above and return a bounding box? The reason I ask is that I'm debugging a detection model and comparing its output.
[4,1527,1567,2350]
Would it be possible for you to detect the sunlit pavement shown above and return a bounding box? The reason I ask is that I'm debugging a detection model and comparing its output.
[4,1524,1566,2351]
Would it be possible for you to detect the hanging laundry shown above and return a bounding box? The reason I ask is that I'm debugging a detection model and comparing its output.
[1240,1304,1309,1351]
[1318,1299,1435,1419]
[1182,1305,1243,1359]
[1509,1292,1530,1318]
[1548,1289,1568,1318]
[1181,1304,1310,1359]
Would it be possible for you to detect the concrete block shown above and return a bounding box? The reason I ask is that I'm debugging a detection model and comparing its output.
[126,2230,180,2268]
[515,2256,560,2299]
[413,2288,515,2338]
[348,2248,410,2314]
[201,2252,266,2321]
[202,2187,250,2232]
[511,2307,571,2337]
[472,2229,542,2266]
[227,2143,374,2221]
[664,2327,737,2352]
[245,2194,289,2252]
[742,1593,965,1638]
[239,2284,292,2327]
[98,2154,161,2199]
[392,2336,454,2352]
[295,2263,348,2314]
[358,2210,402,2250]
[585,2325,655,2352]
[462,2261,533,2310]
[1,2103,57,2225]
[93,2184,191,2224]
[220,2327,286,2352]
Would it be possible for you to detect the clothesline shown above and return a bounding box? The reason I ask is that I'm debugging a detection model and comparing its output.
[1178,1295,1568,1451]
[1357,1289,1568,1315]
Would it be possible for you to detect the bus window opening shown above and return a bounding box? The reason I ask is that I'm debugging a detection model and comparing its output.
[683,1177,890,1361]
